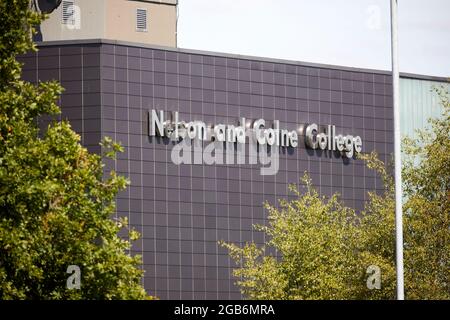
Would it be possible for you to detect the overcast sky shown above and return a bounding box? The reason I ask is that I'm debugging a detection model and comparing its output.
[178,0,450,77]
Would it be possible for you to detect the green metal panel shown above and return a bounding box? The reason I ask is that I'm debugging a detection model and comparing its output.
[400,78,449,140]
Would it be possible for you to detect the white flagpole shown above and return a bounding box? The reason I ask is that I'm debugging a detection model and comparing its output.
[390,0,405,300]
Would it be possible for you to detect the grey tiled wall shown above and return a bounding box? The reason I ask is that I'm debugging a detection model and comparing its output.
[20,41,394,300]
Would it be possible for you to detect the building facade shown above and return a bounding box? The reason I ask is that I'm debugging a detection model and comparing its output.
[399,74,449,141]
[19,39,398,299]
[36,0,178,47]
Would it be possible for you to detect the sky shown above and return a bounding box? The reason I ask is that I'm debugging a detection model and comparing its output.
[177,0,450,77]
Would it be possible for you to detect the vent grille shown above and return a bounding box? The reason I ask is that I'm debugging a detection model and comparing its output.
[61,1,75,25]
[136,8,148,32]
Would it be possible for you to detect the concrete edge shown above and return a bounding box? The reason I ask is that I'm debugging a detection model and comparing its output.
[35,39,450,82]
[35,39,393,75]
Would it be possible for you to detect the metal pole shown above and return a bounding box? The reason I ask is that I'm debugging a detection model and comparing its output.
[390,0,404,300]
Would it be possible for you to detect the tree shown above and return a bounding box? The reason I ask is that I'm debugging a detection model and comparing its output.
[220,174,361,300]
[220,167,396,300]
[355,151,397,299]
[402,87,449,299]
[221,89,449,300]
[0,0,150,299]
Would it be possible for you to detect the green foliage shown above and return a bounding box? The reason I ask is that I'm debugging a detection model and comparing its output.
[0,0,42,88]
[356,152,397,299]
[0,0,150,299]
[222,90,449,300]
[402,86,450,299]
[221,168,396,300]
[221,174,360,299]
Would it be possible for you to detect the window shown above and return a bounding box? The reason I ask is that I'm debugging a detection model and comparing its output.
[61,0,75,25]
[136,8,148,32]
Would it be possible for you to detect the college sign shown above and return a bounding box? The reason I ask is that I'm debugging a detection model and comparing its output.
[148,109,362,159]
